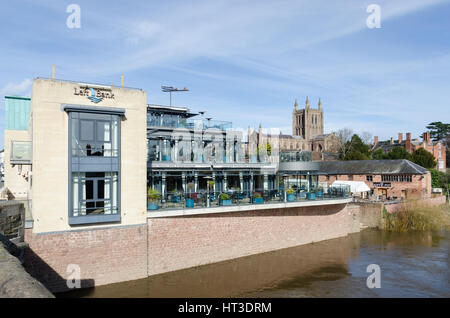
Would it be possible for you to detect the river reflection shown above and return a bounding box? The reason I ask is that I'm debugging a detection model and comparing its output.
[61,229,449,298]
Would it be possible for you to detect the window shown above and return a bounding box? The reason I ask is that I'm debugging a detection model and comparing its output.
[366,175,373,182]
[348,175,353,181]
[72,172,118,216]
[71,113,119,157]
[68,110,121,225]
[381,175,412,182]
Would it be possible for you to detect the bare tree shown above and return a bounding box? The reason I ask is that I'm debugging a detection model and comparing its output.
[334,128,354,158]
[360,131,373,145]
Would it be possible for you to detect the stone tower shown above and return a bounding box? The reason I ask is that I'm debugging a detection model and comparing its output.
[292,97,324,140]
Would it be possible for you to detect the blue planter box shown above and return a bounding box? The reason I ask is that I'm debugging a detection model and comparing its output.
[148,202,159,210]
[185,198,194,208]
[299,192,306,199]
[287,194,295,202]
[220,199,232,206]
[253,197,263,204]
[173,196,181,203]
[307,193,316,200]
[317,190,323,197]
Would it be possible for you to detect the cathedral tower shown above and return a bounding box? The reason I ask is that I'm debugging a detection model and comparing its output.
[292,97,324,140]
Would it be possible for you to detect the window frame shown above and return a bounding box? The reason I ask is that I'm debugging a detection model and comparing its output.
[66,105,123,225]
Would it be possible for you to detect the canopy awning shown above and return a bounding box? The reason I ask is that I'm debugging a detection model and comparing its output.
[330,180,370,193]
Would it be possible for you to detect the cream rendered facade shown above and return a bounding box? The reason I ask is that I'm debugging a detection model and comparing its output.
[24,79,147,233]
[3,130,31,198]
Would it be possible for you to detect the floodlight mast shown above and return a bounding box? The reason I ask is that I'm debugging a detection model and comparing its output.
[161,85,189,106]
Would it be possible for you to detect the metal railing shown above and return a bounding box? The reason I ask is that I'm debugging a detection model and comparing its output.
[147,186,351,211]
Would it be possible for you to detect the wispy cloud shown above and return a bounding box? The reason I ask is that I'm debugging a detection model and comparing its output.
[0,78,32,96]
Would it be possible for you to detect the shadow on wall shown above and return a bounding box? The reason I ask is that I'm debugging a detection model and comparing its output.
[168,203,348,220]
[23,247,95,293]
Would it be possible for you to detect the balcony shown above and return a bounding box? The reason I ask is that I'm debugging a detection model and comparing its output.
[147,186,351,217]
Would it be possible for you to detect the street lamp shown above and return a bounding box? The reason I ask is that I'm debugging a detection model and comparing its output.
[161,85,189,106]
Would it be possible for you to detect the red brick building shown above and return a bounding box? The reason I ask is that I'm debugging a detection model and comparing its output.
[373,132,446,171]
[318,159,432,200]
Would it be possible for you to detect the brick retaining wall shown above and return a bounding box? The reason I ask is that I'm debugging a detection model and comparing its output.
[147,203,352,276]
[23,202,359,293]
[24,224,148,293]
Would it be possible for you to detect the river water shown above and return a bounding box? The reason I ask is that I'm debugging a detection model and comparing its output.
[62,229,449,298]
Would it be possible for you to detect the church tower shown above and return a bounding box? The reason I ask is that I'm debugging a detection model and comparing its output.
[292,97,324,141]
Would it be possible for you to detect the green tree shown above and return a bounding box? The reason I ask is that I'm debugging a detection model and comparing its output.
[342,134,370,160]
[426,122,450,141]
[411,148,436,169]
[386,146,412,160]
[371,148,386,160]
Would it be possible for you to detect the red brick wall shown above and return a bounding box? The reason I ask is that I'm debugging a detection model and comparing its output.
[23,203,360,292]
[319,173,431,199]
[24,224,148,293]
[147,203,353,276]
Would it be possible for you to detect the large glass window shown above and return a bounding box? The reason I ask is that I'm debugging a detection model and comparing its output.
[72,172,118,216]
[71,113,119,157]
[69,111,121,224]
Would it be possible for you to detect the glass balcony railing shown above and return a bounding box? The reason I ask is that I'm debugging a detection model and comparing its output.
[147,186,351,211]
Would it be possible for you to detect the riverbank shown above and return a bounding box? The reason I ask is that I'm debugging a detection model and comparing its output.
[383,199,450,232]
[59,229,450,298]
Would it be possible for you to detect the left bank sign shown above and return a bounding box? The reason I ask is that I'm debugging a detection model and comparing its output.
[74,86,115,104]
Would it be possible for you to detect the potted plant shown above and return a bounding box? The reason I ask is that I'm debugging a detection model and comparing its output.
[207,180,215,200]
[219,193,232,206]
[253,192,263,204]
[172,189,182,203]
[286,187,295,202]
[307,189,316,200]
[316,187,324,198]
[185,182,195,208]
[147,187,161,210]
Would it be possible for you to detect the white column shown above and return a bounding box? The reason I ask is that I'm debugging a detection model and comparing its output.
[223,172,228,192]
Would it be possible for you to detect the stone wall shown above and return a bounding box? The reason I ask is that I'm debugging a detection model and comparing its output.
[0,201,25,244]
[0,243,53,298]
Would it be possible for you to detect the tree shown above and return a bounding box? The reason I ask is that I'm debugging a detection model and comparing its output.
[426,122,450,142]
[371,148,386,160]
[335,128,354,159]
[342,134,370,160]
[386,146,412,160]
[411,148,436,169]
[360,131,374,145]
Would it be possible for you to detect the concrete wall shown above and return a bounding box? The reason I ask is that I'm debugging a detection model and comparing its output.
[3,130,30,199]
[30,79,147,233]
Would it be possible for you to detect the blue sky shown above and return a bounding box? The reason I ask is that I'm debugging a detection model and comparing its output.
[1,0,449,148]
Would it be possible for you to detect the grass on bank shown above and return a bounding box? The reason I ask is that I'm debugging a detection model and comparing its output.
[383,200,450,232]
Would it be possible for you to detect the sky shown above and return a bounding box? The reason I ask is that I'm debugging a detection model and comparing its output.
[1,0,449,148]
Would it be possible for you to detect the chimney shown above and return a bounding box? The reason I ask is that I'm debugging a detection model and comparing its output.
[423,132,430,143]
[374,136,378,144]
[406,132,411,141]
[398,133,403,143]
[405,132,412,153]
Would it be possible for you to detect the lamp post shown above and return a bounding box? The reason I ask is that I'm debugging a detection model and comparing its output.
[161,85,189,106]
[204,176,214,208]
